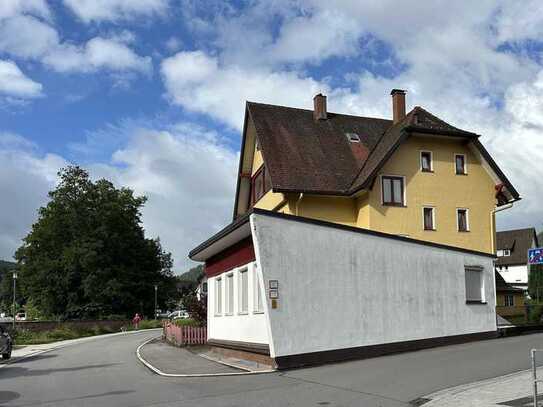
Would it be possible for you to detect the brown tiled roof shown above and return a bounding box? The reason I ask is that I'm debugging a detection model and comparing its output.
[495,228,539,266]
[244,102,520,199]
[247,102,391,194]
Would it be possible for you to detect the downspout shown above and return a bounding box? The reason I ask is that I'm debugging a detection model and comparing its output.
[490,203,513,254]
[296,193,304,216]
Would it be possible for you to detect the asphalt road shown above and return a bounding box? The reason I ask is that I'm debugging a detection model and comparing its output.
[1,330,543,407]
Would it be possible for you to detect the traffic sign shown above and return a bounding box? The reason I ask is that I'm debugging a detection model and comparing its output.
[529,248,543,265]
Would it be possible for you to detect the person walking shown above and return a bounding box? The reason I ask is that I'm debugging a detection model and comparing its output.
[132,313,141,330]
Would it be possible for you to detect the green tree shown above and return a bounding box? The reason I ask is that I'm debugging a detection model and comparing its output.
[15,166,174,319]
[528,264,543,302]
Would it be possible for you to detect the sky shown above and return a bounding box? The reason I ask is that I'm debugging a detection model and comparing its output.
[1,0,543,272]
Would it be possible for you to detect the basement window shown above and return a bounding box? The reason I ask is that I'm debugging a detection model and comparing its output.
[345,132,360,142]
[465,266,485,303]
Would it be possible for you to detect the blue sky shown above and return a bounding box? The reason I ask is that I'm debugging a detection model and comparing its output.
[1,0,543,271]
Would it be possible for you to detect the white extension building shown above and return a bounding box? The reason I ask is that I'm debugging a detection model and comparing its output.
[189,209,497,369]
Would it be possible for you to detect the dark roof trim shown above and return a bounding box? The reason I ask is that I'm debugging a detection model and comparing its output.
[252,208,496,258]
[472,139,521,201]
[231,104,251,220]
[404,125,479,138]
[189,211,251,259]
[354,129,409,192]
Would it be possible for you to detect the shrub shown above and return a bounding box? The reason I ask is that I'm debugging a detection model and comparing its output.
[173,318,200,327]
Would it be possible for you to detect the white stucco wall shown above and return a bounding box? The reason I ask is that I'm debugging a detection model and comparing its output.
[251,213,497,358]
[497,264,528,286]
[207,261,269,344]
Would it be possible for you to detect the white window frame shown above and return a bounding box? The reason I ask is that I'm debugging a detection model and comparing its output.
[420,151,433,172]
[422,206,436,231]
[503,249,511,257]
[253,266,264,314]
[380,174,406,206]
[454,153,467,175]
[238,268,249,315]
[504,294,514,307]
[497,249,504,257]
[456,208,470,232]
[465,266,485,303]
[225,273,234,315]
[215,277,222,316]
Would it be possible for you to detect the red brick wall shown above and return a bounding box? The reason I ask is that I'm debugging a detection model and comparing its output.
[205,237,255,277]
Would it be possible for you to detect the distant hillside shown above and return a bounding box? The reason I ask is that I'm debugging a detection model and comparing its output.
[0,260,16,271]
[178,265,204,283]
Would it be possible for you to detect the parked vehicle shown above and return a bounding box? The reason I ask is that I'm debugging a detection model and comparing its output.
[155,310,170,319]
[168,310,189,320]
[15,312,26,321]
[0,325,12,359]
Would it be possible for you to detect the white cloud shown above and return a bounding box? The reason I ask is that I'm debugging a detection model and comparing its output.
[161,51,327,129]
[63,0,169,23]
[0,60,42,98]
[0,133,66,261]
[0,124,237,270]
[0,0,50,20]
[0,15,151,75]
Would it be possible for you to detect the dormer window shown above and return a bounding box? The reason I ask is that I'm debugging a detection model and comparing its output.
[346,132,360,142]
[503,249,511,256]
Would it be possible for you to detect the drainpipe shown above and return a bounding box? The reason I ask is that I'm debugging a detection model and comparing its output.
[296,193,304,216]
[491,203,513,254]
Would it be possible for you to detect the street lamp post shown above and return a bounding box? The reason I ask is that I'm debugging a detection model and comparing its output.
[12,271,17,330]
[154,284,158,320]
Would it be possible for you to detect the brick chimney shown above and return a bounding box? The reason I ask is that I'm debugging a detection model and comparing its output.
[390,89,406,124]
[313,93,327,121]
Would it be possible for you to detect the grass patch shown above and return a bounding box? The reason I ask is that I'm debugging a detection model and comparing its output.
[13,320,163,345]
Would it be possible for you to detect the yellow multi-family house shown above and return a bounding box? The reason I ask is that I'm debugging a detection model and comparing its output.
[190,89,520,369]
[233,89,519,254]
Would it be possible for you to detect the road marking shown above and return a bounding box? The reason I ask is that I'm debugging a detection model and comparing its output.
[135,336,276,377]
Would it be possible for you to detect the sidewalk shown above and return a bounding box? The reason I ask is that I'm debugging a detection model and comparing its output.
[137,338,244,376]
[422,367,543,407]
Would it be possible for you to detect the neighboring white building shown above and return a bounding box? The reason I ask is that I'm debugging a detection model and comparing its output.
[190,209,498,369]
[495,228,539,291]
[195,275,208,301]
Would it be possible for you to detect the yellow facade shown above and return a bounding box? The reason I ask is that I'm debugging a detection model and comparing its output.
[249,135,499,254]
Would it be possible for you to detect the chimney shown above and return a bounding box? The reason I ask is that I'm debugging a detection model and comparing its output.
[313,93,327,121]
[390,89,406,124]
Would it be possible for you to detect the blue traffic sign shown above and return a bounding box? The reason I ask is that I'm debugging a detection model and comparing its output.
[529,248,543,265]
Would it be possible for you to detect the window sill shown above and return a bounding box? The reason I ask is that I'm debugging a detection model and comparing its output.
[458,230,470,233]
[421,169,434,173]
[383,203,406,207]
[423,228,436,231]
[455,173,468,176]
[466,300,487,305]
[253,310,265,314]
[214,314,222,317]
[237,312,249,316]
[225,313,234,316]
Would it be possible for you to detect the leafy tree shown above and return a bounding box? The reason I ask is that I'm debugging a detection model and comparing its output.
[529,264,543,302]
[15,166,174,319]
[182,292,207,326]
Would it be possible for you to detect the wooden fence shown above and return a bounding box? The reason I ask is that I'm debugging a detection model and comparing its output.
[163,321,207,346]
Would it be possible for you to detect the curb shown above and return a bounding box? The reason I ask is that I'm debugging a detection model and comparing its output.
[135,336,276,377]
[417,368,532,406]
[0,328,162,370]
